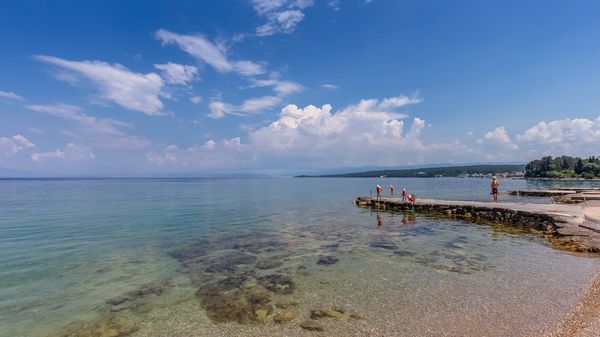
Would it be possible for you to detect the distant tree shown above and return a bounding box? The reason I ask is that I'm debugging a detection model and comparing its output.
[525,155,600,179]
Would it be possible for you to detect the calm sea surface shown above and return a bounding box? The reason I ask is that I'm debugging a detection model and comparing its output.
[1,178,600,337]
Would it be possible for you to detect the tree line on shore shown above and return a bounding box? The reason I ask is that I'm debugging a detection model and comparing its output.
[525,155,600,179]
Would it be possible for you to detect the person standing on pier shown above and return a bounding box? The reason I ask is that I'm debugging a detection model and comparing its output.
[376,184,383,202]
[402,188,408,202]
[491,176,500,202]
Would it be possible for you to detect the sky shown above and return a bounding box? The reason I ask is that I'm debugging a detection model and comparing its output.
[2,0,600,176]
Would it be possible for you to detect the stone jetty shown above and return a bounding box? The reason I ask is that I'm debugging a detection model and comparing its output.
[355,196,600,253]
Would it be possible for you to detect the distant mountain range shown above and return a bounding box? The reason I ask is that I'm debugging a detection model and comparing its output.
[296,164,526,178]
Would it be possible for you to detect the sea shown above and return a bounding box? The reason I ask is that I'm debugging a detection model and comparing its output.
[1,177,600,337]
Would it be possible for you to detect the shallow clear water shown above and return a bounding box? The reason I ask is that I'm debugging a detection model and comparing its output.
[0,178,598,337]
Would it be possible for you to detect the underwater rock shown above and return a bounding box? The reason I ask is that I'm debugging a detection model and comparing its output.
[217,274,256,291]
[258,274,295,294]
[107,281,172,308]
[369,242,397,250]
[273,310,294,324]
[169,244,207,261]
[233,239,286,254]
[202,252,257,273]
[300,320,324,331]
[321,244,339,252]
[275,299,299,309]
[310,308,348,319]
[255,259,283,270]
[196,286,273,325]
[393,249,415,257]
[56,314,138,337]
[317,256,339,266]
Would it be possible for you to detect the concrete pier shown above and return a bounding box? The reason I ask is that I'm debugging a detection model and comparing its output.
[356,196,600,253]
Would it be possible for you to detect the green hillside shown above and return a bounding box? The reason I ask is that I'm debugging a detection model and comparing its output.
[298,164,526,178]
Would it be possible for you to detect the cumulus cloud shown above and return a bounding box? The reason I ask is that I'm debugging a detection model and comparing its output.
[477,126,518,151]
[250,98,425,161]
[0,90,25,101]
[156,29,264,76]
[28,103,150,149]
[151,94,432,169]
[0,135,34,155]
[518,117,600,145]
[147,137,249,168]
[251,0,314,36]
[31,143,95,162]
[35,55,167,115]
[154,62,198,85]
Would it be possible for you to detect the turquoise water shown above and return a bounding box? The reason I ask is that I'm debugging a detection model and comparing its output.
[1,178,599,337]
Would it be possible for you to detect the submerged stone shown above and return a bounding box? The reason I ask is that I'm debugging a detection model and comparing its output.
[317,256,339,266]
[275,299,299,309]
[310,308,348,319]
[202,252,257,273]
[196,286,273,325]
[107,281,172,308]
[258,274,295,294]
[300,320,324,331]
[169,244,207,261]
[273,310,294,324]
[57,314,138,337]
[255,259,283,270]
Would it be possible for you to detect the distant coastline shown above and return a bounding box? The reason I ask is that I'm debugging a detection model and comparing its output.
[296,164,526,178]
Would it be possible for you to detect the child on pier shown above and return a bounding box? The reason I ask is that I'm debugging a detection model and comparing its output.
[402,188,408,202]
[408,194,416,205]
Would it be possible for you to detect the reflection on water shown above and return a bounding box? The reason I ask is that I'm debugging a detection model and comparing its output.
[0,178,599,337]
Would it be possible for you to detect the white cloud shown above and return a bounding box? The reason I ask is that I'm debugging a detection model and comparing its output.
[209,77,303,118]
[321,83,339,89]
[379,94,422,109]
[0,135,34,155]
[151,95,432,169]
[190,96,203,104]
[209,96,281,118]
[28,103,150,149]
[250,98,424,158]
[0,91,25,101]
[517,117,600,145]
[147,137,249,168]
[31,143,95,162]
[156,29,265,76]
[251,0,314,36]
[154,62,198,85]
[251,78,303,95]
[35,55,166,115]
[477,126,518,151]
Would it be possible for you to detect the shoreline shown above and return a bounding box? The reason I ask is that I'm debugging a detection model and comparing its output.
[355,196,600,253]
[549,270,600,337]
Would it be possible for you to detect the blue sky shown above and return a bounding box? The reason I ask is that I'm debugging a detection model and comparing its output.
[2,0,600,175]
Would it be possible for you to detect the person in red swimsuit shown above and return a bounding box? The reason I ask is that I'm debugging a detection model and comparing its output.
[402,188,408,202]
[376,185,382,202]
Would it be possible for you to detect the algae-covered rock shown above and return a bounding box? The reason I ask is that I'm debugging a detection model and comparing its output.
[273,310,294,324]
[56,314,138,337]
[316,256,339,266]
[196,286,273,325]
[258,274,295,294]
[310,308,347,319]
[256,259,283,270]
[275,299,298,309]
[300,320,324,331]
